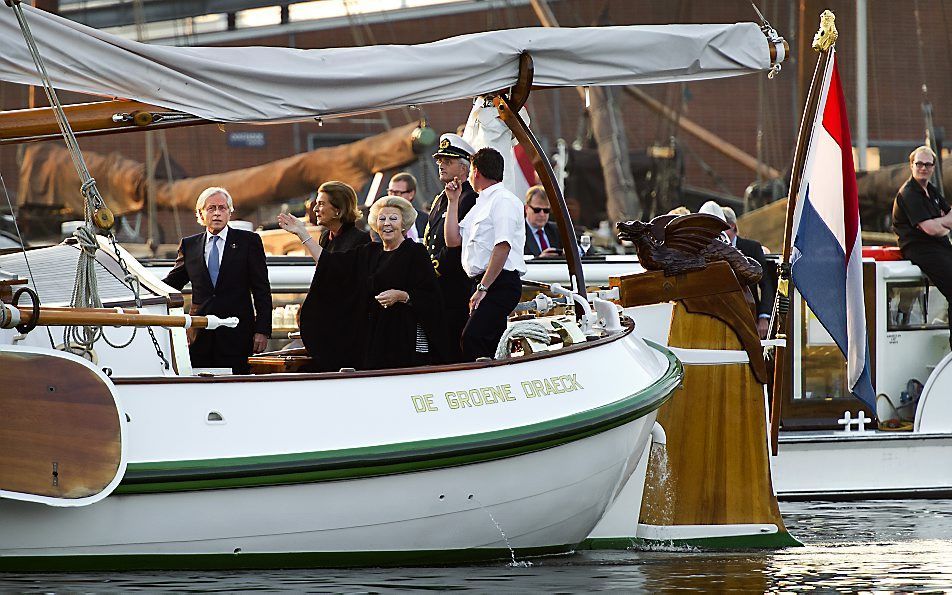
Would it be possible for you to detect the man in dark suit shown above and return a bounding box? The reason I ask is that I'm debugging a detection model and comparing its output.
[162,187,271,373]
[522,185,563,258]
[424,133,478,363]
[723,205,777,339]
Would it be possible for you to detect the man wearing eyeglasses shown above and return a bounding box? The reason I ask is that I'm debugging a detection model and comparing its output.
[523,185,562,258]
[893,145,952,347]
[162,187,272,373]
[386,172,426,241]
[423,133,478,363]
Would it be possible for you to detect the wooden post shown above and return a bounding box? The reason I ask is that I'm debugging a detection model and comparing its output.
[610,262,797,548]
[769,13,837,454]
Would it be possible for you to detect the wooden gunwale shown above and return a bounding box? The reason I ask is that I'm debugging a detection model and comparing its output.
[112,321,633,384]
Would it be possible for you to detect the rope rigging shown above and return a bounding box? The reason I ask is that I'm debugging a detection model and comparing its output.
[5,0,168,368]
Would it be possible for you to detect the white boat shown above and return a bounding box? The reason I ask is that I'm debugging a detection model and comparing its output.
[773,253,952,500]
[0,4,788,567]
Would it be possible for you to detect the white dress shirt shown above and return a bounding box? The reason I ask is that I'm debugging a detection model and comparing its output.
[204,225,229,267]
[459,182,527,278]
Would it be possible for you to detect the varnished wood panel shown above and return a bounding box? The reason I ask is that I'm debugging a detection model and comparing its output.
[0,350,122,499]
[640,303,786,530]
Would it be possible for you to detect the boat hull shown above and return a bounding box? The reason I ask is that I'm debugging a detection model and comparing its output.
[0,417,655,569]
[775,432,952,500]
[0,332,680,568]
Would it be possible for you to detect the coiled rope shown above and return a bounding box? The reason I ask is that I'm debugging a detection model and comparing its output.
[494,320,551,360]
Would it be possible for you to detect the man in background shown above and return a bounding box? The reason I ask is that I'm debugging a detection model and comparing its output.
[163,186,272,373]
[722,205,776,339]
[892,145,952,348]
[523,185,562,258]
[386,172,426,241]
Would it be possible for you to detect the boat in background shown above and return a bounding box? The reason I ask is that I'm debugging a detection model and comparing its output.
[773,249,952,500]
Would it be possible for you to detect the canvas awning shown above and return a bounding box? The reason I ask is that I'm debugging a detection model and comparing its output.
[0,5,779,123]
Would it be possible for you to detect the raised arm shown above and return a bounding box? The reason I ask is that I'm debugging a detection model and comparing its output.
[277,212,323,263]
[443,177,463,248]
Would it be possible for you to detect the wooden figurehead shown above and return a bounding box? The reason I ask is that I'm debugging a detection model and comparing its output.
[610,231,797,547]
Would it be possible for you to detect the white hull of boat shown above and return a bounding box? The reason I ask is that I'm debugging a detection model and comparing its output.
[774,432,952,500]
[0,329,680,567]
[0,418,653,564]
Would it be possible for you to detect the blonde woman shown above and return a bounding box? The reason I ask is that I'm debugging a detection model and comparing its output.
[279,192,444,370]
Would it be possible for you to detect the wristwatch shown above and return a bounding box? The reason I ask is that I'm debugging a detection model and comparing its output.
[476,282,489,292]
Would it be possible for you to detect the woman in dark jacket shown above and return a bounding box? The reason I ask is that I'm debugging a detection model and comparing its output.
[311,180,371,252]
[278,187,444,371]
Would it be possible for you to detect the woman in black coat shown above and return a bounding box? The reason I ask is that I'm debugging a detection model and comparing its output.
[309,180,371,253]
[278,187,445,371]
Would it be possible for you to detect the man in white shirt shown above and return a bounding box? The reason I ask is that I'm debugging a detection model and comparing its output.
[444,147,527,360]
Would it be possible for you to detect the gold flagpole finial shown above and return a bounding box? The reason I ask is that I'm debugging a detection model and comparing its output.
[812,10,837,52]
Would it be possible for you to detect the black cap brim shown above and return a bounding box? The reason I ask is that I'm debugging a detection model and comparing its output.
[432,147,471,160]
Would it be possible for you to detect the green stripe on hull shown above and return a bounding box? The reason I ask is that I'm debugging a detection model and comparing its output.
[579,531,802,550]
[117,342,683,493]
[0,544,574,572]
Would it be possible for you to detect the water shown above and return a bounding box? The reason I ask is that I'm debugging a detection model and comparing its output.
[642,442,674,526]
[3,500,952,591]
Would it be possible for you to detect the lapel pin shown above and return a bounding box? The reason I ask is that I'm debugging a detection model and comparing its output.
[231,243,237,249]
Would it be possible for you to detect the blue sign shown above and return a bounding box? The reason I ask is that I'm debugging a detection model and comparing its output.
[227,132,266,148]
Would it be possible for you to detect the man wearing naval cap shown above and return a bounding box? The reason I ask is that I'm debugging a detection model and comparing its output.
[424,133,478,363]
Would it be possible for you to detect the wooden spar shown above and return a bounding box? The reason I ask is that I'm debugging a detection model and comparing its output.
[768,14,836,454]
[494,53,587,300]
[0,99,203,144]
[0,304,229,329]
[529,0,788,189]
[622,87,783,180]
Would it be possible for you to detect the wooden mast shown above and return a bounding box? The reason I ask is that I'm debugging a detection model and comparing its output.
[494,53,587,299]
[528,0,641,221]
[768,11,837,453]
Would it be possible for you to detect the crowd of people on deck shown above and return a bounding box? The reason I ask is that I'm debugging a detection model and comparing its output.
[167,133,550,374]
[165,128,852,375]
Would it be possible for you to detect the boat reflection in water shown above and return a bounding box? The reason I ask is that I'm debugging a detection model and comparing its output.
[1,500,951,590]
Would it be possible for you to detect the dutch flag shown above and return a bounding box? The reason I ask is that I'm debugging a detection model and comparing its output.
[790,49,876,409]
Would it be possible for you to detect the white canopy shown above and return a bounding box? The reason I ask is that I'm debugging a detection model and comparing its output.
[0,5,775,122]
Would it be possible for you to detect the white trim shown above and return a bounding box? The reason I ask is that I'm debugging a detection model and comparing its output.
[668,347,749,365]
[636,523,778,541]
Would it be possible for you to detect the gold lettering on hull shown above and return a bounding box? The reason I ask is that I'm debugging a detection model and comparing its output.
[410,374,584,413]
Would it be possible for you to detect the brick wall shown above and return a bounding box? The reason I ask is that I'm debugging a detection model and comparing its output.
[1,0,949,239]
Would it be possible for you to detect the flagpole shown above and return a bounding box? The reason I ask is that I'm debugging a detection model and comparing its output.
[768,10,838,455]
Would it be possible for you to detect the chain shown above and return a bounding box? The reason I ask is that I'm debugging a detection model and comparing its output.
[109,234,169,369]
